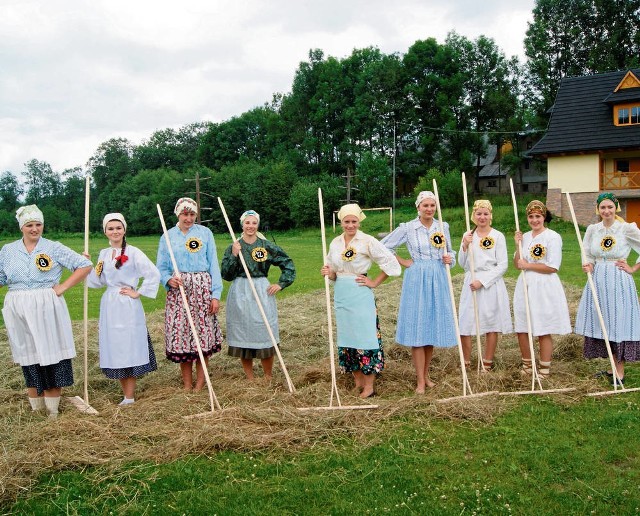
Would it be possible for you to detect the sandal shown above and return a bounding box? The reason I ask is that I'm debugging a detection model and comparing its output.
[538,360,551,379]
[520,359,533,376]
[481,359,494,373]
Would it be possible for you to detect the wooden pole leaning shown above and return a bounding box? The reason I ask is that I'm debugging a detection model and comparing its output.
[432,179,475,399]
[216,198,296,394]
[461,172,486,373]
[156,204,221,416]
[67,175,99,415]
[565,193,640,396]
[298,188,378,411]
[505,178,544,393]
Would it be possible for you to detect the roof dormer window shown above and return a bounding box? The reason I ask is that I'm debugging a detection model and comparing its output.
[615,104,640,126]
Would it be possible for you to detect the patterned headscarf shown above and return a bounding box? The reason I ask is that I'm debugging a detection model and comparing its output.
[596,192,625,222]
[240,210,266,240]
[525,200,547,218]
[471,199,492,224]
[173,197,198,217]
[102,213,127,232]
[240,210,260,225]
[16,205,44,228]
[337,203,366,222]
[415,191,436,207]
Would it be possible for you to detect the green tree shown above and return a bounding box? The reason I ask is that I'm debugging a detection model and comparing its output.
[24,159,63,206]
[0,171,23,211]
[354,152,392,208]
[524,0,640,119]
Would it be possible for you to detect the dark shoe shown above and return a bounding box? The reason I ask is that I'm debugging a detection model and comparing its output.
[612,376,625,386]
[594,370,613,379]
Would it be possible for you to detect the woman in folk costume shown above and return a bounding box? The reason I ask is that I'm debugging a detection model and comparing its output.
[321,203,400,398]
[0,205,92,418]
[513,200,571,377]
[575,193,640,386]
[221,210,296,381]
[86,213,160,405]
[458,199,512,371]
[381,191,456,394]
[156,197,224,391]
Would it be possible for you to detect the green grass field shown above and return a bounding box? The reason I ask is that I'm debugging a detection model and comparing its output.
[3,196,640,515]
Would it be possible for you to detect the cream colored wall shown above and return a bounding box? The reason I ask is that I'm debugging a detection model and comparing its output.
[547,154,600,193]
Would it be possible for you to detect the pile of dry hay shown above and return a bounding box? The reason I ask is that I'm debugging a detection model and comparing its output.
[0,277,609,506]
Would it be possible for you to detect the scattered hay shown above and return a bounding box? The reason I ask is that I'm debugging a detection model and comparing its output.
[0,276,625,507]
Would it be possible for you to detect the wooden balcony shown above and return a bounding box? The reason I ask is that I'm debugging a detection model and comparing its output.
[600,170,640,189]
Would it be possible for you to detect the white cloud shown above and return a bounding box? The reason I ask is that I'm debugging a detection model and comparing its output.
[0,0,534,176]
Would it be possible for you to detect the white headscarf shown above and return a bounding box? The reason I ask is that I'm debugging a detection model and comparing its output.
[240,210,267,240]
[102,213,127,232]
[16,205,44,228]
[174,197,198,217]
[337,203,366,221]
[415,191,436,207]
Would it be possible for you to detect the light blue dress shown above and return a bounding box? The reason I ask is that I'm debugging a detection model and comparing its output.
[575,220,640,350]
[381,218,457,348]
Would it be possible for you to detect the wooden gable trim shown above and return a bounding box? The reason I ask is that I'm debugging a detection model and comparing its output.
[614,71,640,92]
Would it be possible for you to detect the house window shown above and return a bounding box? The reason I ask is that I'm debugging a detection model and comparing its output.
[487,180,497,187]
[524,160,530,170]
[615,104,640,126]
[617,160,630,173]
[522,184,529,192]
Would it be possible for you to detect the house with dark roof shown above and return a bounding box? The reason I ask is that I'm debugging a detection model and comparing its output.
[478,133,547,194]
[529,69,640,225]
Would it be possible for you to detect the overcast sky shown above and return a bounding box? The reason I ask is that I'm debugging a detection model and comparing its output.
[0,0,534,177]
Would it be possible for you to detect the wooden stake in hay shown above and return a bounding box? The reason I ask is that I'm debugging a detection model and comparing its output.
[432,179,475,399]
[298,188,378,411]
[217,197,296,394]
[565,192,640,397]
[461,172,487,373]
[67,175,98,415]
[156,204,222,416]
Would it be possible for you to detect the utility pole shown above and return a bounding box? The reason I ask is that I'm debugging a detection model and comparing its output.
[392,121,396,227]
[184,171,209,224]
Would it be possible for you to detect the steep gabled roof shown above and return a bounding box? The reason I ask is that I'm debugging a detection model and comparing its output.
[529,69,640,156]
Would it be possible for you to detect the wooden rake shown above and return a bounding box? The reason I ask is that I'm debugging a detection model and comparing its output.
[298,188,378,411]
[67,175,98,415]
[461,172,488,373]
[500,179,573,396]
[432,180,497,403]
[217,198,295,394]
[565,192,640,397]
[156,204,222,418]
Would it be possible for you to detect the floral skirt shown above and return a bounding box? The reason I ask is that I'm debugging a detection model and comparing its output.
[584,337,640,362]
[22,359,74,395]
[338,314,384,375]
[164,272,223,363]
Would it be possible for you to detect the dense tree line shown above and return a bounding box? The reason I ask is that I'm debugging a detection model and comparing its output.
[1,0,638,235]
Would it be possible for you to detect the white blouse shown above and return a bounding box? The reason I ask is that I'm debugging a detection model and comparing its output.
[326,230,401,277]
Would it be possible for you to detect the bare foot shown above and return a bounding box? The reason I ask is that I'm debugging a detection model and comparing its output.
[359,388,375,398]
[425,378,436,388]
[183,385,193,392]
[415,385,425,395]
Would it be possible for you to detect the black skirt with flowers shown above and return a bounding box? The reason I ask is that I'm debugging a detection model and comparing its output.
[337,314,384,375]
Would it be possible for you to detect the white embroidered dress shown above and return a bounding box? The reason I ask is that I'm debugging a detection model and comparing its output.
[87,245,160,369]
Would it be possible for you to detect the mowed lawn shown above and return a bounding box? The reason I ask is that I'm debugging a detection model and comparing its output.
[3,198,640,515]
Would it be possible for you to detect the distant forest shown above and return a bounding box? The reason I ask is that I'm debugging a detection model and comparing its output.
[1,0,639,235]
